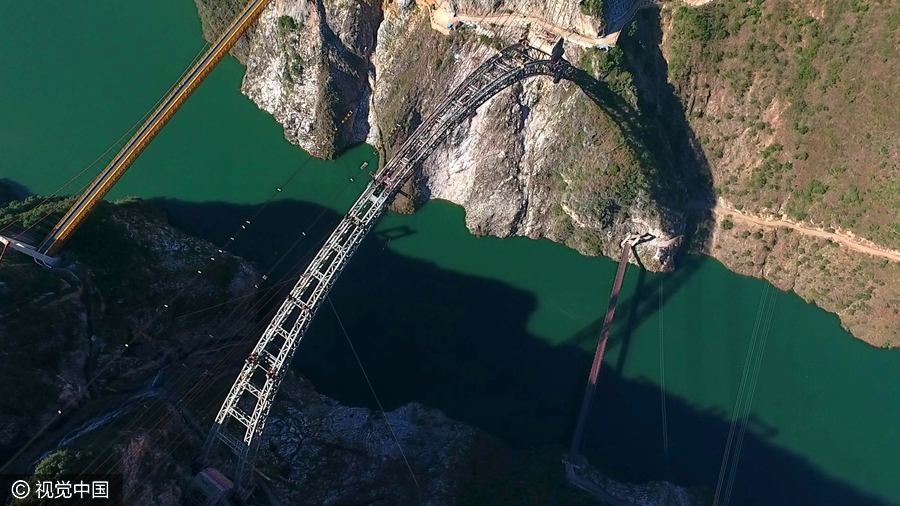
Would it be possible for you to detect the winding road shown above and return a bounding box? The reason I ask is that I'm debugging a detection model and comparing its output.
[696,201,900,263]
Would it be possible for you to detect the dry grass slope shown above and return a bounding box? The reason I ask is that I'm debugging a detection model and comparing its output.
[663,0,900,248]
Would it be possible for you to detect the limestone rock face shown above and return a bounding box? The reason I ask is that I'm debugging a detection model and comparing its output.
[259,373,707,505]
[213,0,380,159]
[261,374,475,504]
[96,372,707,505]
[373,8,682,268]
[195,1,683,270]
[449,0,604,36]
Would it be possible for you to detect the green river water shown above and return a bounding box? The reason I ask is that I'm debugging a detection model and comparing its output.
[2,2,898,505]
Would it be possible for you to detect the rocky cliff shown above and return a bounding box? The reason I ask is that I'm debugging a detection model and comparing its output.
[41,370,705,506]
[195,0,685,272]
[371,7,685,269]
[1,191,702,504]
[193,0,900,347]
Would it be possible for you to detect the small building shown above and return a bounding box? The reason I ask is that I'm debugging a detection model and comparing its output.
[184,468,234,506]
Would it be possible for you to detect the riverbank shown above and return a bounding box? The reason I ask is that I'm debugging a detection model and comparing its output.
[695,197,900,348]
[0,194,698,504]
[191,0,900,348]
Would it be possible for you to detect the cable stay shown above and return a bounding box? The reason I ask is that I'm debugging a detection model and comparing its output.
[0,0,274,266]
[713,285,778,506]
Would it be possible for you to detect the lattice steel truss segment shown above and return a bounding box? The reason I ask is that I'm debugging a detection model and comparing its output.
[202,44,571,496]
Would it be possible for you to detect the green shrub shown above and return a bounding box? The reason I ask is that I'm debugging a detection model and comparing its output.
[808,180,829,194]
[477,34,505,51]
[673,6,729,42]
[844,185,862,203]
[580,0,604,18]
[276,15,297,38]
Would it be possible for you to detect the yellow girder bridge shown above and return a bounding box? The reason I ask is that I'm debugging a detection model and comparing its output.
[2,0,272,264]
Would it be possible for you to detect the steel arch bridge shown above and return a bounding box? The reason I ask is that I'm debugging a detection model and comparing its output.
[201,43,585,495]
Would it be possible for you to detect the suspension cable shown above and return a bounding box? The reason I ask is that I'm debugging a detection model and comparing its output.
[30,0,604,488]
[0,42,214,238]
[62,171,361,484]
[713,285,771,506]
[722,290,777,506]
[0,146,358,474]
[328,296,420,491]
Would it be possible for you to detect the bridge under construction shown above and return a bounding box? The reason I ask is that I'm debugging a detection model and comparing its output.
[199,41,582,498]
[0,0,655,502]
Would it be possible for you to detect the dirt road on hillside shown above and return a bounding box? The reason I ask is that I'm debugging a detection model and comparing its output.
[429,5,620,48]
[695,202,900,262]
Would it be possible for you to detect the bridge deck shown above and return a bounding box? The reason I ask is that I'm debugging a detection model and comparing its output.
[568,240,632,460]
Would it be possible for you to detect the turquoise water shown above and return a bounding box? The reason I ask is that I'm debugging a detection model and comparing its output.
[1,1,898,505]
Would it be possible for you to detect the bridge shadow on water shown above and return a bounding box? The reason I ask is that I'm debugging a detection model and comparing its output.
[149,197,892,506]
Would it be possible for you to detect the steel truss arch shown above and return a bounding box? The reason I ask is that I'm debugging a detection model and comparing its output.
[202,44,580,496]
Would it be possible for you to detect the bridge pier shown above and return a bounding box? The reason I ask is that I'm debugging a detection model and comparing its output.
[0,235,59,267]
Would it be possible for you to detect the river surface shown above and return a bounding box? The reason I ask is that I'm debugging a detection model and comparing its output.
[2,2,898,505]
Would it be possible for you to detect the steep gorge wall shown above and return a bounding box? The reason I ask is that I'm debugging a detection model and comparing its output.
[194,0,900,349]
[196,0,684,271]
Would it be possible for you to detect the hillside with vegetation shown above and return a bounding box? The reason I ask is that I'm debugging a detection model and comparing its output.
[664,0,900,245]
[653,0,900,346]
[189,0,900,345]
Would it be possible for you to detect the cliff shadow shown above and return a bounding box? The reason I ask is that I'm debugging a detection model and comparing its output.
[603,0,648,37]
[562,6,718,252]
[148,198,894,506]
[0,178,33,202]
[617,6,718,249]
[562,244,703,366]
[313,0,381,157]
[149,197,359,283]
[318,238,895,506]
[562,64,710,246]
[626,6,715,204]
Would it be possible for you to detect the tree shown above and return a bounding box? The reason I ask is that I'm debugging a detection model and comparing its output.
[580,0,604,19]
[12,451,93,505]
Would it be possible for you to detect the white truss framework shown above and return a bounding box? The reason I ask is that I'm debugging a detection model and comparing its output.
[203,44,572,495]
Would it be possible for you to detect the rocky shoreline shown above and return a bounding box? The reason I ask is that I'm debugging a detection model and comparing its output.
[195,0,686,274]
